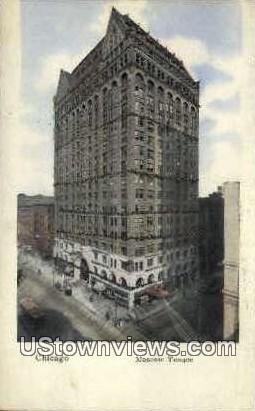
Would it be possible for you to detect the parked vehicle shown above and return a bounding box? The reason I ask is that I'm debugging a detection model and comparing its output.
[65,287,72,296]
[19,297,44,320]
[54,281,63,291]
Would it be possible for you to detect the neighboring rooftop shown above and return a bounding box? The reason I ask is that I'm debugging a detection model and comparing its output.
[18,194,54,207]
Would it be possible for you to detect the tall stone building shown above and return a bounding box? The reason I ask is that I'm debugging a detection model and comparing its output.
[53,8,199,308]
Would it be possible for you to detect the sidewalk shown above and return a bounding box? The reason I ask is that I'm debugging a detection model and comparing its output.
[19,249,198,341]
[18,249,145,340]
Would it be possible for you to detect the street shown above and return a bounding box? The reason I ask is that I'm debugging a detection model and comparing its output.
[131,275,223,341]
[17,269,127,341]
[18,251,223,342]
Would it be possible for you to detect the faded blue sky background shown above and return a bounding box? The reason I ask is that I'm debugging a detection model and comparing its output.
[19,0,242,196]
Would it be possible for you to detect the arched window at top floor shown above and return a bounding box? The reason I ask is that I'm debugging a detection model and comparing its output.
[167,92,173,100]
[191,106,197,134]
[167,92,174,118]
[175,97,181,106]
[158,86,164,100]
[88,99,92,111]
[135,72,145,85]
[135,73,145,98]
[183,101,188,113]
[175,97,182,126]
[121,72,128,88]
[183,102,189,128]
[147,80,155,110]
[111,80,118,100]
[148,80,155,94]
[158,87,165,114]
[112,80,118,88]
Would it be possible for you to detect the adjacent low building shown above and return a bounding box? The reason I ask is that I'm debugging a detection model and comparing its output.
[222,182,240,341]
[17,194,55,258]
[198,182,240,341]
[199,187,224,277]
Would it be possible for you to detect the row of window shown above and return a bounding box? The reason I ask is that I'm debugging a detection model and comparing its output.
[55,69,198,128]
[92,250,167,273]
[135,52,197,104]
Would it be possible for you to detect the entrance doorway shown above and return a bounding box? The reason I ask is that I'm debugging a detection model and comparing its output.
[80,258,90,281]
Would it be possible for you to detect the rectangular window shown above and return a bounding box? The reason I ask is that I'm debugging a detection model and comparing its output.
[135,189,144,199]
[147,244,155,253]
[121,247,127,255]
[121,260,129,271]
[147,216,153,225]
[135,247,145,257]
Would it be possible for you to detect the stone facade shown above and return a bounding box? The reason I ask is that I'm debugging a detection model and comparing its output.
[53,8,199,307]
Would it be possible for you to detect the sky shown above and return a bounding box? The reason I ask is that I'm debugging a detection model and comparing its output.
[19,0,242,196]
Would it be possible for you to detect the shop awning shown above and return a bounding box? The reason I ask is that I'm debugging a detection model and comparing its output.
[146,286,169,298]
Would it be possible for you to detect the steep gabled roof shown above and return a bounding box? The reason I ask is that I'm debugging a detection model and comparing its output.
[103,7,127,54]
[106,7,128,35]
[55,7,195,100]
[55,69,72,100]
[118,9,195,81]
